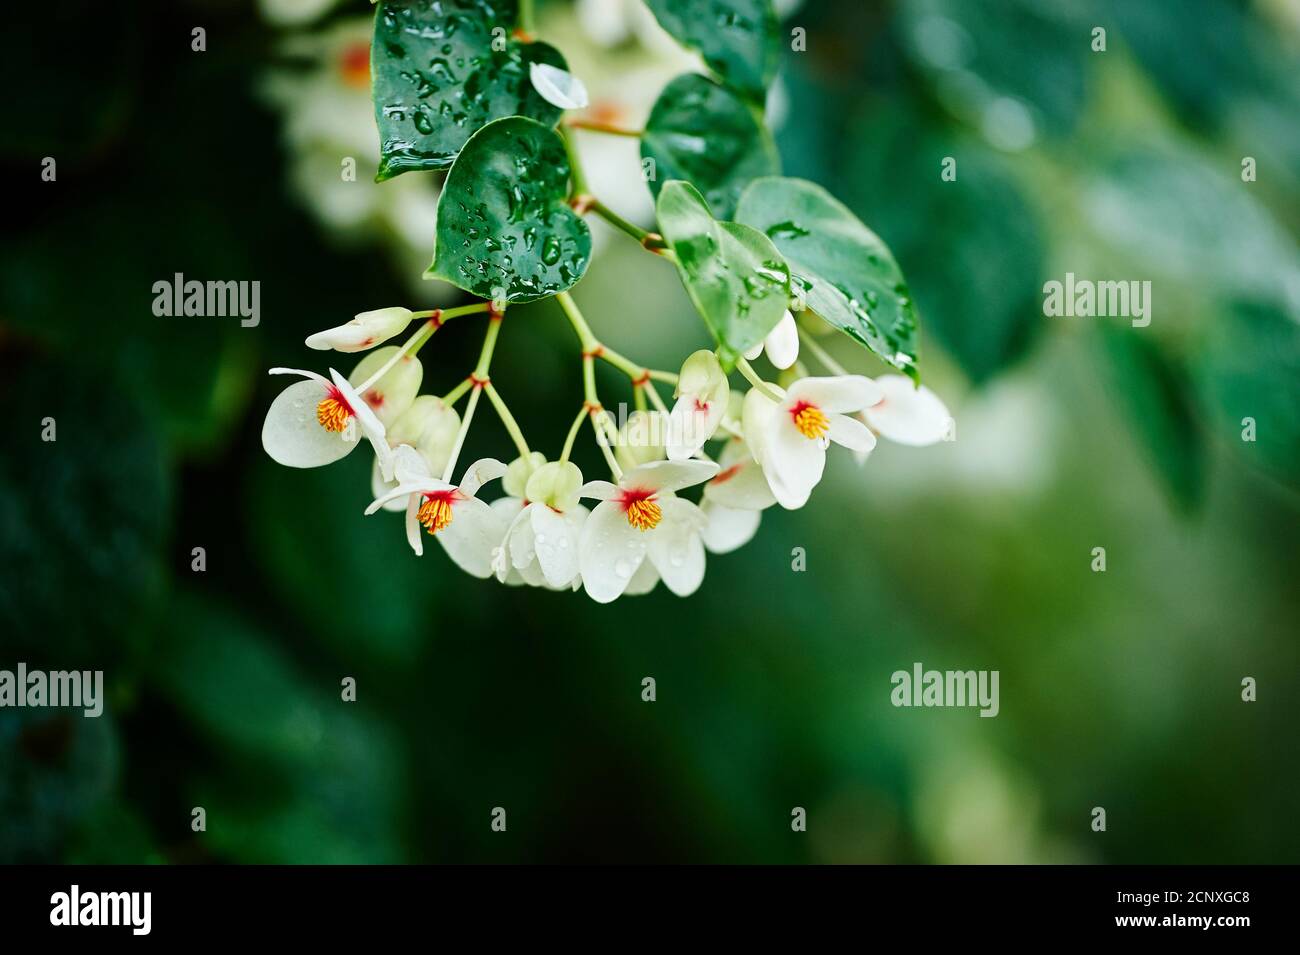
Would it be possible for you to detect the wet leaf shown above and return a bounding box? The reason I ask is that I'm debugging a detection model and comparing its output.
[656,180,790,366]
[427,116,591,302]
[736,176,919,379]
[642,73,778,220]
[643,0,780,103]
[372,0,567,180]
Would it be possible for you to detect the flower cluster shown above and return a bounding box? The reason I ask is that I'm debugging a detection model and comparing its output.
[263,299,950,603]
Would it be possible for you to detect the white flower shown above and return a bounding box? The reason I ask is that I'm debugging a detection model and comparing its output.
[530,62,589,110]
[862,375,952,447]
[667,350,729,460]
[499,461,588,589]
[370,396,461,512]
[699,437,776,553]
[743,309,800,370]
[306,307,415,353]
[577,459,718,603]
[366,447,508,578]
[262,366,393,478]
[743,375,881,509]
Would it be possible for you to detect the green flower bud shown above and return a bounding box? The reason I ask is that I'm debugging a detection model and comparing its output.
[524,461,583,512]
[504,451,547,498]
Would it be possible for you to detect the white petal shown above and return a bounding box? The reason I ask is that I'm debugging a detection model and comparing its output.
[579,479,621,501]
[623,558,660,596]
[700,500,762,554]
[826,412,876,454]
[262,378,356,469]
[579,500,647,604]
[703,453,776,510]
[330,368,392,478]
[865,375,952,446]
[743,342,763,361]
[371,456,407,512]
[529,62,589,110]
[621,458,719,495]
[765,310,800,370]
[268,366,330,384]
[646,497,707,597]
[531,504,585,589]
[786,374,883,413]
[504,503,537,579]
[764,419,825,510]
[392,443,433,484]
[305,307,413,353]
[741,387,780,464]
[458,457,508,498]
[404,493,423,557]
[437,496,508,579]
[666,395,726,461]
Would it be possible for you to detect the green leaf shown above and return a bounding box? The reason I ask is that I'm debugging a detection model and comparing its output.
[656,180,790,366]
[1096,326,1206,512]
[1196,300,1300,491]
[736,176,920,379]
[427,116,592,302]
[371,0,567,181]
[642,73,779,220]
[643,0,780,103]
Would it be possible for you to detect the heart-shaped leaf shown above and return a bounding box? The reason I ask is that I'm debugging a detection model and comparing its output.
[643,0,780,103]
[642,73,779,220]
[427,116,591,303]
[736,176,920,380]
[371,0,568,181]
[656,180,790,366]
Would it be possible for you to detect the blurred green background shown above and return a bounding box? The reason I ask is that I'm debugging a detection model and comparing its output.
[2,0,1298,863]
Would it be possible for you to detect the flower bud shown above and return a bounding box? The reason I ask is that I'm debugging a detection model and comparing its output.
[525,461,583,512]
[388,395,460,476]
[675,349,729,405]
[616,410,668,470]
[306,306,414,353]
[503,451,547,498]
[348,346,423,426]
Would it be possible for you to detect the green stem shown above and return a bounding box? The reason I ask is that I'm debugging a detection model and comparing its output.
[442,377,473,406]
[518,0,535,36]
[564,119,643,137]
[556,292,599,351]
[483,382,530,458]
[591,410,624,482]
[736,356,783,401]
[561,126,589,197]
[441,386,481,484]
[797,324,849,376]
[558,405,588,464]
[355,301,492,393]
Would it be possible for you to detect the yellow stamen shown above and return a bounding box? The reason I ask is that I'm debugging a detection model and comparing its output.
[792,403,829,440]
[316,396,352,433]
[625,498,662,532]
[417,497,454,535]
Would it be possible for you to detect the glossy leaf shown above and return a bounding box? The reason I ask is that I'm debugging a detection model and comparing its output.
[427,116,592,302]
[736,176,919,379]
[642,73,779,220]
[372,0,567,180]
[643,0,780,103]
[656,180,790,366]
